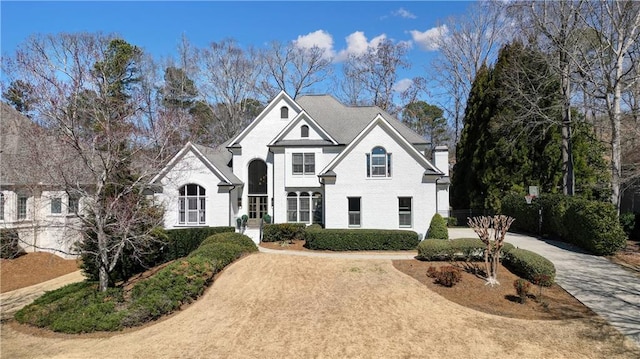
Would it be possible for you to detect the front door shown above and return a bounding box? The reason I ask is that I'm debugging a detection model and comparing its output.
[248,196,268,226]
[248,159,268,227]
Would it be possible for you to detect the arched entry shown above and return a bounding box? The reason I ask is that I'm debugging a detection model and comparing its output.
[248,159,268,225]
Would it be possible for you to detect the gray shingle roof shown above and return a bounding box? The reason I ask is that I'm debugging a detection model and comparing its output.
[192,143,242,185]
[295,95,427,146]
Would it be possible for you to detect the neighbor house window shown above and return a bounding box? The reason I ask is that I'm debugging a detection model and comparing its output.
[292,153,315,175]
[398,197,412,227]
[68,196,79,214]
[348,197,361,227]
[280,106,289,118]
[17,195,27,220]
[51,197,62,214]
[0,193,4,221]
[179,184,206,225]
[301,125,309,138]
[366,146,391,177]
[287,192,298,222]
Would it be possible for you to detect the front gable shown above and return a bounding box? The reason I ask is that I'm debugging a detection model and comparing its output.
[228,91,302,149]
[319,114,442,180]
[268,111,338,146]
[152,142,234,188]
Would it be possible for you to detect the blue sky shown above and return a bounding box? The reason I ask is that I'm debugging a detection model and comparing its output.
[1,1,473,96]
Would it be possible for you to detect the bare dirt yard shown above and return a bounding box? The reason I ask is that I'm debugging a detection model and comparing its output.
[2,253,638,359]
[1,253,80,293]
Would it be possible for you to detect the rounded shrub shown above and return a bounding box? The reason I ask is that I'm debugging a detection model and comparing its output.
[503,248,555,286]
[564,199,627,255]
[262,223,306,242]
[427,213,449,239]
[200,232,257,252]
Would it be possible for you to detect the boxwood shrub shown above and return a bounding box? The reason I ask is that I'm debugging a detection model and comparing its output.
[427,213,449,239]
[162,226,235,261]
[304,229,419,250]
[200,232,258,253]
[262,223,306,242]
[417,238,514,261]
[503,248,555,286]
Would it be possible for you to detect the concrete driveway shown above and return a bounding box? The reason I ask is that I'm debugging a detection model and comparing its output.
[450,228,640,346]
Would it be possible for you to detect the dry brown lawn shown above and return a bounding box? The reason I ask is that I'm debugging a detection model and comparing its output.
[2,253,639,359]
[1,253,80,293]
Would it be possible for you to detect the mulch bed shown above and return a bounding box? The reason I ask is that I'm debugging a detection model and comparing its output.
[392,260,596,320]
[260,240,307,251]
[1,252,80,293]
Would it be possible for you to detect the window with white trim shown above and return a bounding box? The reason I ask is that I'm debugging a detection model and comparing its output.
[301,125,309,138]
[287,192,313,224]
[17,195,27,220]
[51,197,62,214]
[178,184,206,225]
[366,146,391,177]
[280,106,289,118]
[292,153,315,175]
[398,197,412,227]
[68,196,79,214]
[0,193,4,221]
[348,197,361,227]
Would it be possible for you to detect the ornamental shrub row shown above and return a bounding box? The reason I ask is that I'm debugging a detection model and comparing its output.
[304,229,419,251]
[261,223,306,242]
[503,248,555,287]
[15,232,257,333]
[501,193,626,255]
[416,238,515,261]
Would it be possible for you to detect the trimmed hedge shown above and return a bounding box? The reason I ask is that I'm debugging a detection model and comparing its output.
[427,213,449,239]
[417,238,514,261]
[503,248,555,287]
[15,232,257,333]
[162,226,235,261]
[304,229,419,250]
[501,193,627,255]
[261,223,306,242]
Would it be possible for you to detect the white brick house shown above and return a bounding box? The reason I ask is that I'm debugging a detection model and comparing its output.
[152,92,449,240]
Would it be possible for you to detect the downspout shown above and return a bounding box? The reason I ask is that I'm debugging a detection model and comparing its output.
[269,148,275,223]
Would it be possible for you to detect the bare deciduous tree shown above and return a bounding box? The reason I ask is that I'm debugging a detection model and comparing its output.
[468,215,515,286]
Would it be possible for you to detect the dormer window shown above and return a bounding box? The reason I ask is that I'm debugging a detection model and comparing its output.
[301,125,309,138]
[280,106,289,119]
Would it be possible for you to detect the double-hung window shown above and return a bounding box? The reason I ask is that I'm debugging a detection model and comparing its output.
[0,193,4,221]
[51,197,62,214]
[348,197,361,227]
[292,153,315,175]
[287,192,312,224]
[398,197,412,227]
[366,147,391,177]
[68,196,79,214]
[179,184,206,225]
[17,195,28,220]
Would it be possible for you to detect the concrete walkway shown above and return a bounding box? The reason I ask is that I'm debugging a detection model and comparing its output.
[256,228,640,347]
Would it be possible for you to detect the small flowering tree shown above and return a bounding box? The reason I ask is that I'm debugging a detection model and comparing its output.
[468,215,515,286]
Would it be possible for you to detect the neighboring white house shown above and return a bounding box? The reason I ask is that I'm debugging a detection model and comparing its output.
[0,103,85,258]
[152,92,449,240]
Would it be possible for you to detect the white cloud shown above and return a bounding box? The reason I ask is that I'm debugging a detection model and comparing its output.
[335,31,387,62]
[393,78,414,93]
[293,30,336,59]
[393,8,417,19]
[410,25,448,51]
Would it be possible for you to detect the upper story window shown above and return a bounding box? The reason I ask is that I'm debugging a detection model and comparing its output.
[17,195,28,220]
[292,153,315,175]
[0,193,4,221]
[179,184,206,225]
[51,197,62,214]
[301,125,309,138]
[366,146,391,177]
[280,106,289,119]
[68,196,79,214]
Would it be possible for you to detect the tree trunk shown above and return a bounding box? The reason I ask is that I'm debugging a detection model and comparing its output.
[560,55,575,196]
[610,78,622,212]
[97,227,110,292]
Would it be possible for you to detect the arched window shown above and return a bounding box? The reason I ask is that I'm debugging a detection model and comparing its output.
[299,192,310,223]
[280,106,289,119]
[287,192,298,222]
[179,184,206,225]
[366,146,391,177]
[301,125,309,138]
